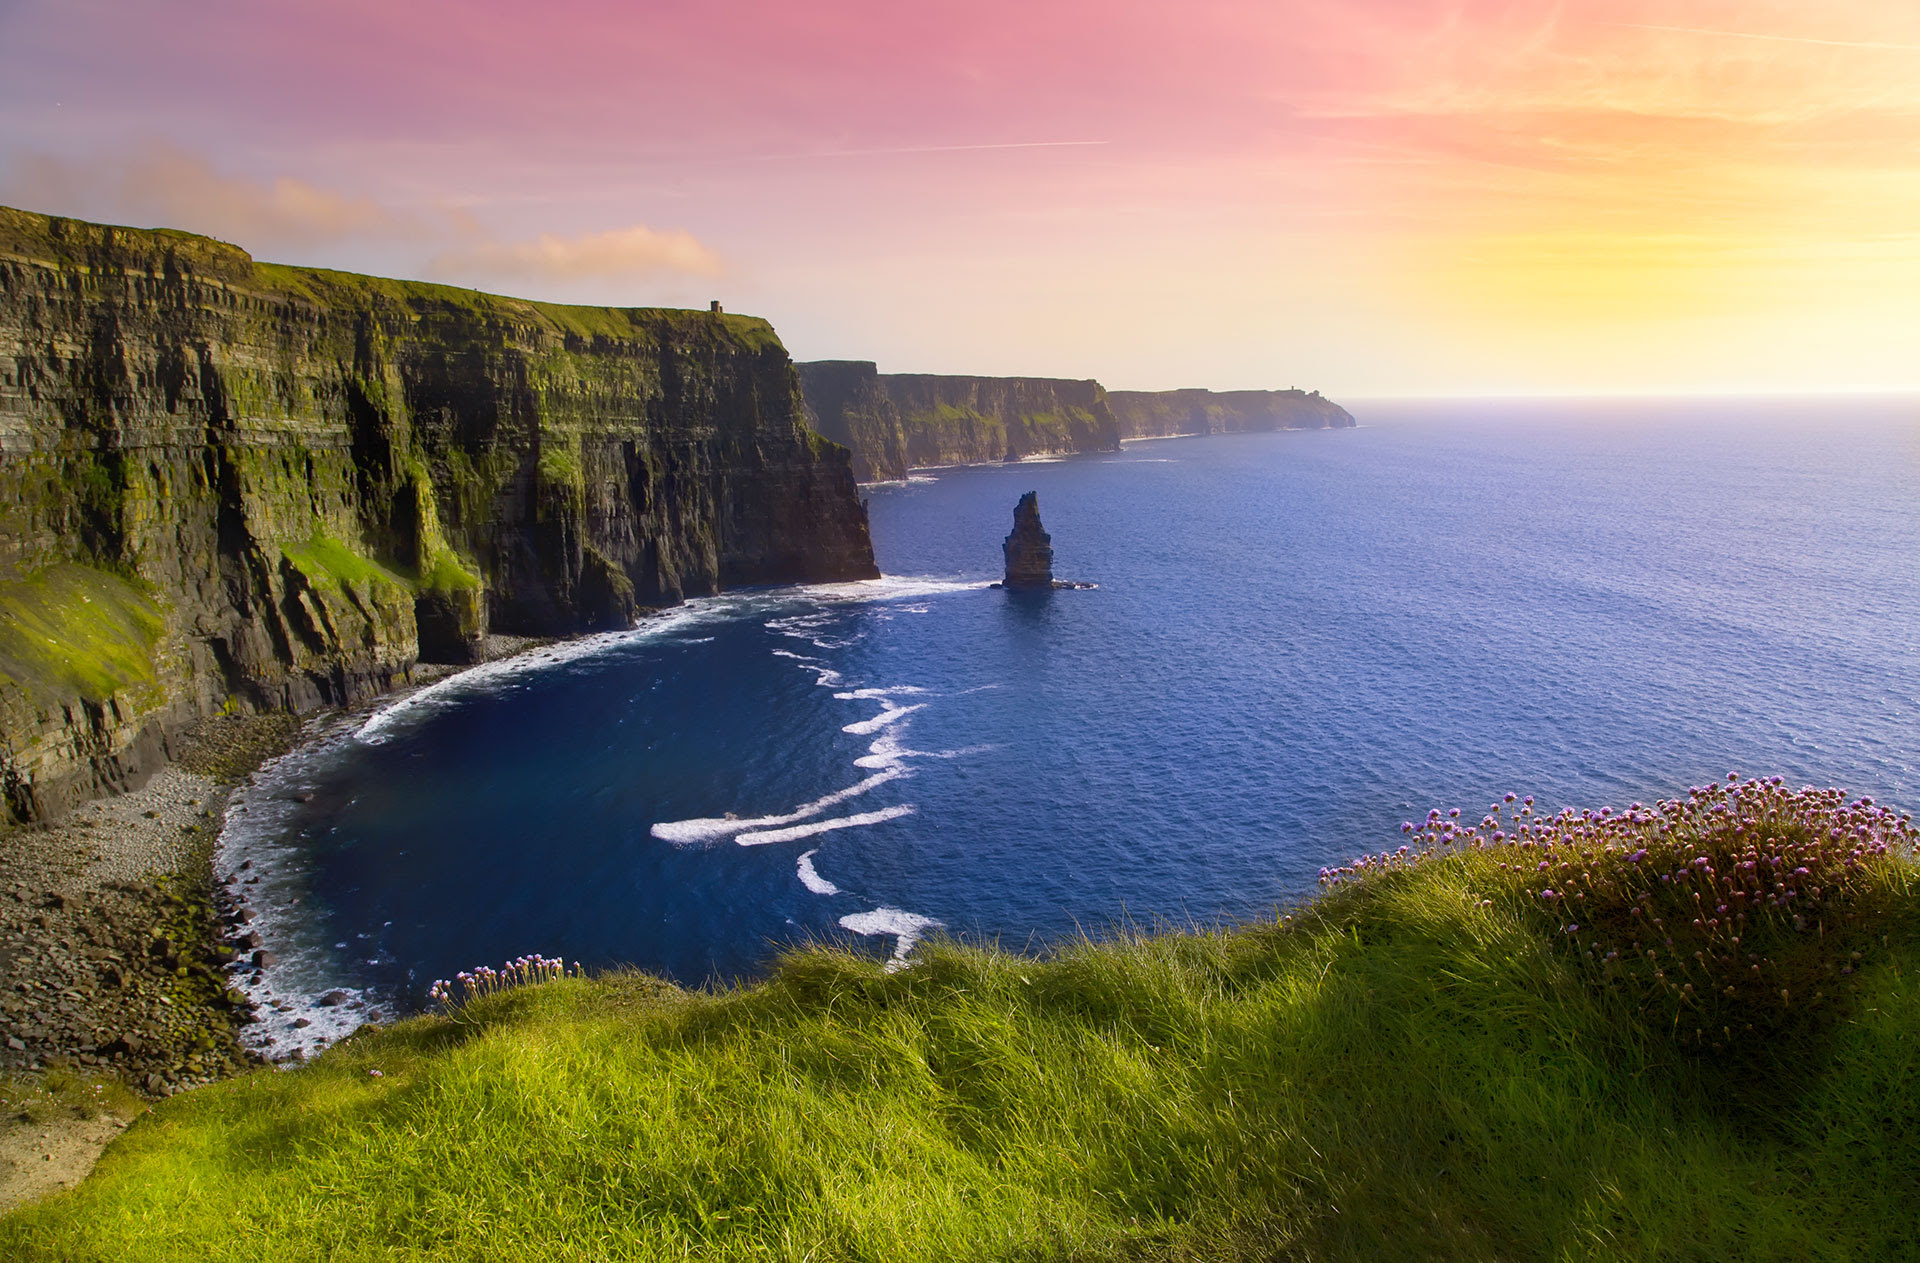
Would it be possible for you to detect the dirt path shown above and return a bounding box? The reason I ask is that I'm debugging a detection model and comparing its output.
[0,1113,130,1215]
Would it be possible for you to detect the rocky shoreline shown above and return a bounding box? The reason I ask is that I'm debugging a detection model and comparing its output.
[0,629,567,1109]
[0,715,304,1095]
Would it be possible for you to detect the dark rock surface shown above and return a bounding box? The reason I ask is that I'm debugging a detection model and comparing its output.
[798,363,1354,485]
[0,205,877,824]
[796,361,909,483]
[1105,387,1355,439]
[1001,493,1054,589]
[798,364,1121,479]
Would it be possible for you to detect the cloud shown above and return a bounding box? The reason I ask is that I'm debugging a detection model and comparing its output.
[0,141,728,290]
[1607,22,1920,54]
[428,224,725,284]
[0,141,423,246]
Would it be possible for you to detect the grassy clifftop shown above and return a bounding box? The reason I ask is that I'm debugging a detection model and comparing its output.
[0,207,784,353]
[3,777,1915,1260]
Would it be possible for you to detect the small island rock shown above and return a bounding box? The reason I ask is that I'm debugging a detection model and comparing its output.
[1002,492,1055,588]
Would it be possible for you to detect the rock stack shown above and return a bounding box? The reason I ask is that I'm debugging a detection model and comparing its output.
[1002,492,1055,588]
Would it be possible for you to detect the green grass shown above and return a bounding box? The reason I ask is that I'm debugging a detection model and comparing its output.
[4,820,1916,1262]
[536,445,583,489]
[277,533,411,597]
[414,548,483,595]
[0,1067,142,1129]
[0,562,165,704]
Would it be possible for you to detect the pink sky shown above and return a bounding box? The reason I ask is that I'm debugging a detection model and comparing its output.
[3,0,1917,396]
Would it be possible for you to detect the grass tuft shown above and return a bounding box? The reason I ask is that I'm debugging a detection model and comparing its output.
[2,780,1916,1260]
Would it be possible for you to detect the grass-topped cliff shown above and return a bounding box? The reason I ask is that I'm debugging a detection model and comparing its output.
[0,206,876,823]
[797,365,1356,482]
[5,776,1914,1260]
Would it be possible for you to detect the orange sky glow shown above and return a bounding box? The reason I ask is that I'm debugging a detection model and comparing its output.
[1,0,1915,397]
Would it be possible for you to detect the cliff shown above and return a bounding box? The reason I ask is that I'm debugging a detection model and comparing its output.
[1106,388,1354,439]
[799,364,1353,482]
[798,362,1121,480]
[0,207,876,823]
[795,361,907,484]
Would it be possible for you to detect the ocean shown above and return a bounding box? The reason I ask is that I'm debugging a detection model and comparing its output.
[219,396,1920,1055]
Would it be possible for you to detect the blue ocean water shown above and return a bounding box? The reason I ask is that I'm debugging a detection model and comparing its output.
[222,397,1920,1051]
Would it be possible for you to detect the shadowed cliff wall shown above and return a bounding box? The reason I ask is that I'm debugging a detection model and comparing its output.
[799,363,1354,483]
[796,361,908,484]
[1106,388,1355,438]
[0,206,876,822]
[798,362,1121,480]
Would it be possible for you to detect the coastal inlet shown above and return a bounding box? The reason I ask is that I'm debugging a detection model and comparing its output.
[219,401,1920,1055]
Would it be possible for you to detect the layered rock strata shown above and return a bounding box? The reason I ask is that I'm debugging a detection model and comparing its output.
[0,206,877,823]
[1106,387,1354,439]
[1001,492,1054,589]
[799,363,1121,480]
[798,364,1353,483]
[795,361,908,484]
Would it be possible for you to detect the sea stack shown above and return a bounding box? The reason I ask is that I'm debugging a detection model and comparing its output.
[1002,492,1055,588]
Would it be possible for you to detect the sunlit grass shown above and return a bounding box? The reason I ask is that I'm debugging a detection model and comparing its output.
[4,779,1916,1261]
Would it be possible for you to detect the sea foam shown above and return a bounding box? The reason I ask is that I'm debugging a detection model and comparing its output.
[838,907,945,967]
[796,849,841,895]
[737,805,916,847]
[650,768,908,845]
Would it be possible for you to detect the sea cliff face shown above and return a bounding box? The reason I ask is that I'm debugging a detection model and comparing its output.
[799,364,1353,483]
[0,207,876,822]
[1106,388,1354,438]
[795,361,908,484]
[799,362,1121,480]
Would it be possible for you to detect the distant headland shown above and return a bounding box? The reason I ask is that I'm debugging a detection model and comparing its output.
[797,360,1354,482]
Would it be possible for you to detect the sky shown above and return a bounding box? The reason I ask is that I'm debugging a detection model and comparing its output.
[1,0,1916,397]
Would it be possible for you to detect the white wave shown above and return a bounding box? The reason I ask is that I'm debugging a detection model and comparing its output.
[839,906,944,967]
[854,732,908,770]
[651,767,908,845]
[842,702,926,736]
[794,575,991,605]
[356,602,720,745]
[856,730,996,770]
[214,719,400,1062]
[833,686,930,700]
[736,804,915,847]
[914,743,999,760]
[796,849,841,895]
[770,649,844,688]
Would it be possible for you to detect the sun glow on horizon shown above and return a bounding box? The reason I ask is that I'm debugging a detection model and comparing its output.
[0,0,1915,396]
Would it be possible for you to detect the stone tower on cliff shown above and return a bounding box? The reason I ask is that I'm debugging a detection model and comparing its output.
[1002,492,1054,588]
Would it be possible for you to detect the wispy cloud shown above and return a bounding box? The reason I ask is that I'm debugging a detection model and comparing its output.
[1,141,424,246]
[795,139,1110,159]
[1607,23,1920,53]
[0,142,729,289]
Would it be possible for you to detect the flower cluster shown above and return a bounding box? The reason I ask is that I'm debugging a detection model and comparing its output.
[427,954,582,1012]
[1325,775,1914,1050]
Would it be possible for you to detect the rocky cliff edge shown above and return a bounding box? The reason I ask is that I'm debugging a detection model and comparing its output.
[0,206,877,823]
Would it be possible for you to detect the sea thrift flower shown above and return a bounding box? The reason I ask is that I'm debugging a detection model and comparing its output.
[1327,775,1914,1052]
